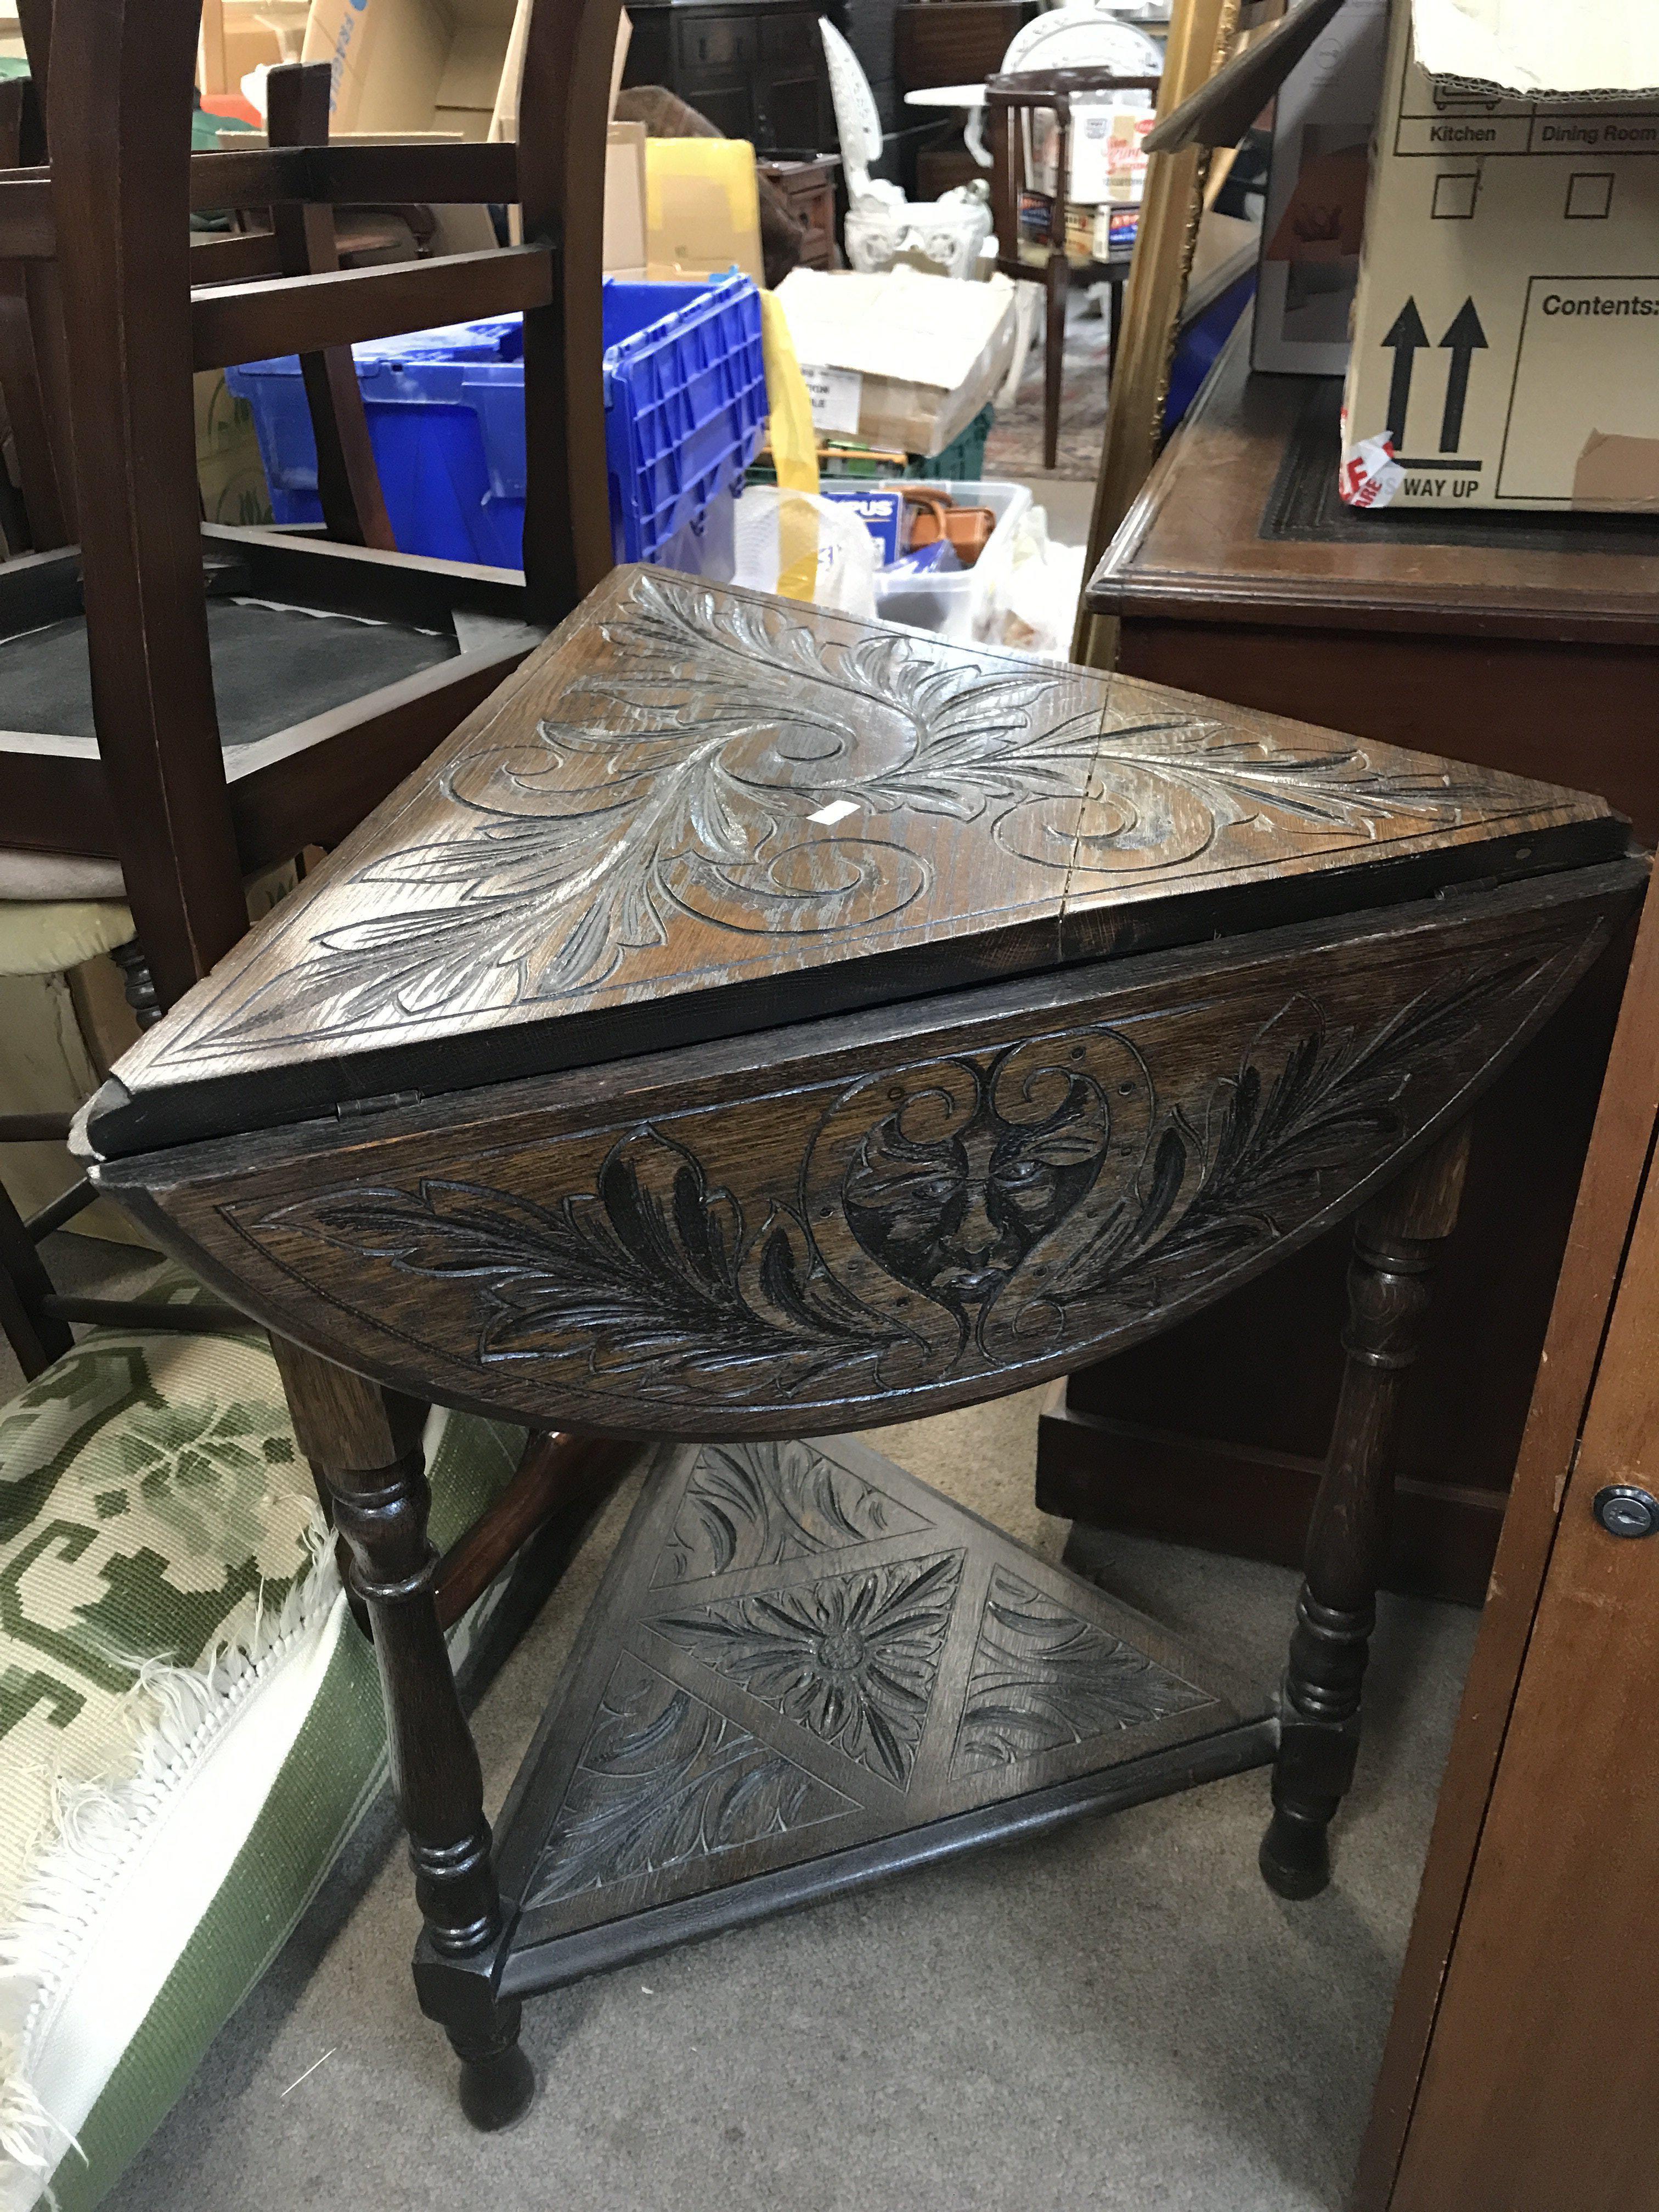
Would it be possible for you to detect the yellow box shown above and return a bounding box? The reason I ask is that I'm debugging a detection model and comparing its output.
[644,138,764,289]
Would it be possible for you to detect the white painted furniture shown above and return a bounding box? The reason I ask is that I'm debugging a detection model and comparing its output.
[819,18,993,280]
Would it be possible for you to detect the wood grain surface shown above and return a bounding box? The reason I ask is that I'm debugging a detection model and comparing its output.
[89,565,1622,1154]
[264,63,397,555]
[90,864,1641,1438]
[190,246,555,373]
[1353,866,1659,2209]
[48,0,250,1005]
[1384,1047,1659,2212]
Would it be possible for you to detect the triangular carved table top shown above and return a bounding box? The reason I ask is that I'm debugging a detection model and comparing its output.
[487,1433,1275,1994]
[89,565,1622,1155]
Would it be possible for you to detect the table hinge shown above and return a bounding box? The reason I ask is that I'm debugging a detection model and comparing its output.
[336,1090,424,1120]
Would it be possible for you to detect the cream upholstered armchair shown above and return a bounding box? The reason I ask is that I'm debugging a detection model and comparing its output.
[819,18,993,280]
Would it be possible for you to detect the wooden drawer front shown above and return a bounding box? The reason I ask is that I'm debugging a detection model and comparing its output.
[761,13,817,67]
[675,14,756,74]
[895,1,1030,89]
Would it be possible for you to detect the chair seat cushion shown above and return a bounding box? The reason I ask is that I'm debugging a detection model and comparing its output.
[0,600,458,751]
[0,1276,525,2211]
[0,900,134,977]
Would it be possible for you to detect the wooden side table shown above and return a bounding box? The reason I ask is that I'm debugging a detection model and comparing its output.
[758,155,842,269]
[986,65,1159,471]
[82,566,1641,2126]
[1050,321,1659,1601]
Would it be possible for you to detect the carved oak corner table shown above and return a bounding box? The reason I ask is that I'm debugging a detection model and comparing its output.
[76,565,1644,2129]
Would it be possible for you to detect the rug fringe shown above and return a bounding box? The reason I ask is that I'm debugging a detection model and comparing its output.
[0,1515,342,2208]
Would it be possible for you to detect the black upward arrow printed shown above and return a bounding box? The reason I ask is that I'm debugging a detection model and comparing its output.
[1438,297,1488,453]
[1382,297,1428,449]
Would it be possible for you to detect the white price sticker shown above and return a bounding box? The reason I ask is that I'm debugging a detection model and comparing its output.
[809,798,861,827]
[800,362,864,436]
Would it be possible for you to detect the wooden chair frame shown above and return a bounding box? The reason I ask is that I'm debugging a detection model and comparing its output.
[0,0,623,1012]
[0,1108,244,1378]
[0,71,72,549]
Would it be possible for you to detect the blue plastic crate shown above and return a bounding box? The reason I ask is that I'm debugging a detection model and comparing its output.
[599,275,768,562]
[225,273,767,570]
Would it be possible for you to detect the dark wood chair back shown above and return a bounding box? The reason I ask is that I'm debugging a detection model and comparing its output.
[985,65,1160,285]
[0,70,73,549]
[0,0,620,1010]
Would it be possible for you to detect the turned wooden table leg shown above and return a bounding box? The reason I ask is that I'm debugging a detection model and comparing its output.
[1260,1123,1472,1901]
[1043,253,1067,472]
[270,1338,534,2129]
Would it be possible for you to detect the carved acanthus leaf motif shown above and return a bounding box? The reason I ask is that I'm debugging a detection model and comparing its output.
[652,1439,933,1587]
[191,573,1102,1049]
[1070,709,1491,877]
[1048,952,1542,1310]
[258,1126,906,1392]
[526,1654,853,1908]
[651,1550,965,1789]
[951,1569,1211,1778]
[256,946,1562,1407]
[179,572,1516,1059]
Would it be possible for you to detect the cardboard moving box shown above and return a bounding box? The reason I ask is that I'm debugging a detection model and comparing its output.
[301,0,635,257]
[1341,0,1659,511]
[1254,0,1389,375]
[644,139,764,288]
[606,121,647,279]
[775,267,1018,459]
[303,0,518,138]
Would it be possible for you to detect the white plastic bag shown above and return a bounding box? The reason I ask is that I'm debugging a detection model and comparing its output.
[730,486,880,619]
[979,503,1087,658]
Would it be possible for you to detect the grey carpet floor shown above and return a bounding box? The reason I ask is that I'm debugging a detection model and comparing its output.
[97,1382,1476,2212]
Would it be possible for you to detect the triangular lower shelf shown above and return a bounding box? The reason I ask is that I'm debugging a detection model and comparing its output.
[492,1435,1277,1997]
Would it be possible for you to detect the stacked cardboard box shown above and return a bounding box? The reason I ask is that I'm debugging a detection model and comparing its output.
[775,267,1018,459]
[1339,0,1659,511]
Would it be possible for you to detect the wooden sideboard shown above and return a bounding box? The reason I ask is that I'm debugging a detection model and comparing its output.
[622,0,837,153]
[1049,321,1659,1602]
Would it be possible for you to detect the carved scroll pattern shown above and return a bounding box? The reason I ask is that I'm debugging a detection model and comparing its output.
[652,1438,933,1587]
[525,1652,855,1908]
[174,571,1492,1056]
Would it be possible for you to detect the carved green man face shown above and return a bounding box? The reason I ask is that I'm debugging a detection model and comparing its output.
[843,1062,1112,1319]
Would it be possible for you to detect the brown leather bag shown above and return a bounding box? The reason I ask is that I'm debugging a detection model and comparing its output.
[902,488,996,567]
